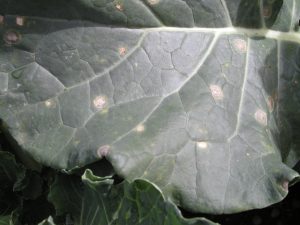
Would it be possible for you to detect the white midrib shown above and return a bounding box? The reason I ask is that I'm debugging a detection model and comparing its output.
[228,39,251,141]
[290,0,297,31]
[142,27,300,44]
[220,0,233,27]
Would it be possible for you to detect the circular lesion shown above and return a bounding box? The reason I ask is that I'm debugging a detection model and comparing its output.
[232,38,248,53]
[255,109,268,126]
[93,95,108,110]
[3,30,22,45]
[209,85,224,101]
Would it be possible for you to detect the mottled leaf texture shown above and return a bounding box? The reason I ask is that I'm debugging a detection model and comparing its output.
[0,0,300,214]
[80,169,217,225]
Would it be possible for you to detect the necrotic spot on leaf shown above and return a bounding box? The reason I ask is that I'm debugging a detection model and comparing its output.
[267,96,274,112]
[115,3,123,11]
[233,39,247,53]
[254,109,267,126]
[197,142,208,149]
[3,30,21,45]
[282,181,289,192]
[93,96,107,110]
[210,85,224,101]
[97,145,110,158]
[16,16,25,26]
[118,47,127,56]
[135,124,145,133]
[45,99,55,108]
[148,0,160,5]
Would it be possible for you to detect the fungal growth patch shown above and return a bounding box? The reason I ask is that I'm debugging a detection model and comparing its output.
[135,124,145,133]
[147,0,160,5]
[209,85,224,101]
[97,145,110,158]
[232,38,247,53]
[3,30,21,45]
[118,47,127,56]
[254,109,267,126]
[93,96,107,110]
[197,142,208,149]
[16,16,25,26]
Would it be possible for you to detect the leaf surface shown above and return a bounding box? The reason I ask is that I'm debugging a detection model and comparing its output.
[1,0,300,214]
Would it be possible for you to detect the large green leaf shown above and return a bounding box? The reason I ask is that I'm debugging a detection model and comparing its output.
[0,210,19,225]
[48,174,83,218]
[1,0,300,214]
[49,169,217,225]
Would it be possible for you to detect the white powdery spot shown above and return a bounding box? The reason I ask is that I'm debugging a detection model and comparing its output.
[197,142,208,149]
[255,109,267,126]
[147,0,160,5]
[45,99,55,108]
[210,85,224,101]
[93,96,107,110]
[282,181,289,192]
[16,16,25,26]
[97,145,110,158]
[4,30,21,45]
[118,47,126,56]
[135,124,145,133]
[233,38,247,53]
